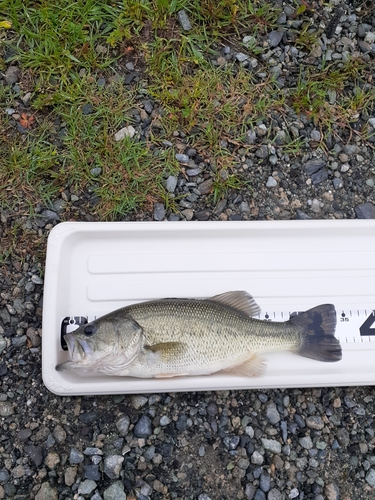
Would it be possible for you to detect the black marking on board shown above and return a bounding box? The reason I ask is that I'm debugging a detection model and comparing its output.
[360,311,375,337]
[61,316,88,350]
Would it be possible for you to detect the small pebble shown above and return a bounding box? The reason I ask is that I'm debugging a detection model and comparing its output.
[176,153,190,163]
[114,125,136,141]
[166,176,178,193]
[266,176,277,188]
[177,10,192,31]
[104,455,124,479]
[78,479,97,495]
[261,438,281,454]
[134,415,152,438]
[103,481,126,500]
[153,202,165,221]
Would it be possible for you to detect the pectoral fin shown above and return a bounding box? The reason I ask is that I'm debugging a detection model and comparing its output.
[144,342,188,362]
[222,354,266,377]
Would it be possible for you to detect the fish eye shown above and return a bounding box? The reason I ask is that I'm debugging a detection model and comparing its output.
[83,324,96,337]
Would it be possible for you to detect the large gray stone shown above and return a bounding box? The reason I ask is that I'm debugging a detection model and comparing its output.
[355,202,375,219]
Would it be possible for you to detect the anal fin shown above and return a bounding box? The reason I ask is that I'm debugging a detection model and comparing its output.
[221,354,267,378]
[153,372,190,378]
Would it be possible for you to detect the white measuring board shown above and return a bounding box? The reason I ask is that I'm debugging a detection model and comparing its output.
[42,220,375,396]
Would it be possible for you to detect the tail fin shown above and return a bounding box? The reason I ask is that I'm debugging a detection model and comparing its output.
[290,304,342,362]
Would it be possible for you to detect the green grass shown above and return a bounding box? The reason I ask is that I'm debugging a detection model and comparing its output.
[288,59,375,140]
[1,0,374,260]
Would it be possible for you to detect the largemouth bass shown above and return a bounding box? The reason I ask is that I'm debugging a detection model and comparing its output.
[56,291,342,377]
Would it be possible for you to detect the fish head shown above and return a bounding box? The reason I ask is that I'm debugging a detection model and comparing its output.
[56,315,143,373]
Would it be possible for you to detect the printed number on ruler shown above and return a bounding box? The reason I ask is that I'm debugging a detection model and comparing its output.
[336,310,375,343]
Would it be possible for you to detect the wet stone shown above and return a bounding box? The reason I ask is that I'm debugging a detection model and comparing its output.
[280,421,288,442]
[294,414,305,428]
[177,9,192,31]
[134,415,152,438]
[289,488,299,499]
[268,489,282,500]
[24,445,43,466]
[45,452,60,469]
[266,403,280,424]
[245,130,257,144]
[266,176,277,188]
[64,467,76,487]
[355,203,375,219]
[333,178,343,189]
[306,416,324,430]
[53,425,66,444]
[0,470,10,482]
[311,170,328,185]
[82,103,94,115]
[198,178,213,195]
[224,435,240,450]
[366,469,375,488]
[153,202,165,222]
[166,176,178,193]
[336,428,350,447]
[25,281,35,292]
[69,448,84,464]
[236,52,250,62]
[35,482,58,500]
[114,125,136,141]
[4,66,21,85]
[207,401,218,416]
[90,167,102,177]
[132,395,148,409]
[245,483,257,500]
[78,479,97,495]
[324,482,340,500]
[160,415,171,426]
[251,451,264,465]
[268,30,284,47]
[303,159,326,175]
[310,130,321,141]
[79,412,97,424]
[176,153,190,163]
[256,145,268,159]
[260,471,271,492]
[84,447,103,456]
[254,489,266,500]
[104,455,124,479]
[299,436,313,449]
[195,209,211,221]
[12,336,27,347]
[103,481,127,500]
[176,414,189,431]
[261,438,281,454]
[116,415,130,436]
[85,464,100,481]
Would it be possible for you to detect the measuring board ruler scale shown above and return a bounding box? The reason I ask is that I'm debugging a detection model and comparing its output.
[60,308,375,351]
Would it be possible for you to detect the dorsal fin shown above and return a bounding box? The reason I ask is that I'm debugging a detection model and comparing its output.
[208,291,261,317]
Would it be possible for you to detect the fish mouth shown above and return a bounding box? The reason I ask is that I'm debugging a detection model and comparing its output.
[64,333,93,362]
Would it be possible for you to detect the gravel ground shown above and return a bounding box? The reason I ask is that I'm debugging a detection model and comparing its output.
[1,0,375,499]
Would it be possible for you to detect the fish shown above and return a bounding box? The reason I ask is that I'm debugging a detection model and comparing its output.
[56,291,342,378]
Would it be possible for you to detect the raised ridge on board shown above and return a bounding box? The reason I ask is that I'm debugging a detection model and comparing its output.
[87,251,375,274]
